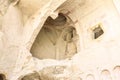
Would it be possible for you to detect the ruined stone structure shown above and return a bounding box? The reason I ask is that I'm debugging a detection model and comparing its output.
[0,0,120,80]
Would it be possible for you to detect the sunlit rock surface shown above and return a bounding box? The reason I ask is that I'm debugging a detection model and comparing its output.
[0,0,120,80]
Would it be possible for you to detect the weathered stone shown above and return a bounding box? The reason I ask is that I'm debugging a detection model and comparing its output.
[1,0,120,80]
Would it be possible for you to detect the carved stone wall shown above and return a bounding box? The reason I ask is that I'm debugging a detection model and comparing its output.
[0,0,120,80]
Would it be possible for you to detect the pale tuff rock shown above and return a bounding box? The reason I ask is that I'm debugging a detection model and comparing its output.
[0,0,120,80]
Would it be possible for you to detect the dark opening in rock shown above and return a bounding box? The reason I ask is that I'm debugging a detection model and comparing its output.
[93,24,104,39]
[0,74,6,80]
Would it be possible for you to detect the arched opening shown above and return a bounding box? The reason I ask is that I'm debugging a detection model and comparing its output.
[113,66,120,80]
[101,69,112,80]
[86,74,95,80]
[0,74,6,80]
[30,13,78,60]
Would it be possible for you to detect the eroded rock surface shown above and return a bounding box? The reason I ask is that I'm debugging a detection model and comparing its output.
[1,0,120,80]
[21,64,81,80]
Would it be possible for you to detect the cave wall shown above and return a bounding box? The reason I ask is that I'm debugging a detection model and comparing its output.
[57,0,120,49]
[30,14,78,60]
[0,0,67,80]
[0,0,120,80]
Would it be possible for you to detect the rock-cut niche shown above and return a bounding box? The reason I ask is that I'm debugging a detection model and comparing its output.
[30,13,78,60]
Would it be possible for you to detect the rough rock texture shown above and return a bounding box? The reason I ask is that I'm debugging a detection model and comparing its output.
[1,0,120,80]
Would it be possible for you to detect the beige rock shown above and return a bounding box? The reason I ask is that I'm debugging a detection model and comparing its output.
[0,0,120,80]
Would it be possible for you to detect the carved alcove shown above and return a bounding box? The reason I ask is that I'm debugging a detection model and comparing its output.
[30,13,78,60]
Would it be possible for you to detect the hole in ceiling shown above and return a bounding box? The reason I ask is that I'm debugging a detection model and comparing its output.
[30,13,78,60]
[45,13,67,26]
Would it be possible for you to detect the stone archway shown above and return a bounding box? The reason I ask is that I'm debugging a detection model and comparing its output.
[30,13,78,60]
